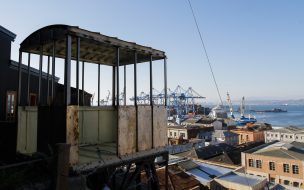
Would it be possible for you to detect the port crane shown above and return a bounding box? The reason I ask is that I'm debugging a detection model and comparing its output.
[130,85,205,116]
[226,92,235,119]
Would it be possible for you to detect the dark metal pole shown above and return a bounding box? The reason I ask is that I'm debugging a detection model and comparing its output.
[134,52,137,106]
[116,47,120,107]
[112,66,115,106]
[38,45,43,105]
[27,53,31,105]
[124,65,126,106]
[149,55,153,106]
[51,40,56,104]
[82,61,85,106]
[164,57,168,106]
[64,35,72,106]
[47,56,50,105]
[134,51,138,152]
[76,37,80,105]
[98,64,100,106]
[17,50,22,106]
[149,55,154,148]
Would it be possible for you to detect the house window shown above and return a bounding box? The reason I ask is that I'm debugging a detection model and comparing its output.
[284,180,290,185]
[275,134,278,137]
[169,132,172,137]
[180,132,185,138]
[174,132,177,137]
[256,160,262,168]
[293,182,299,187]
[269,162,275,171]
[29,93,37,106]
[267,134,269,137]
[281,135,283,138]
[290,135,292,139]
[292,165,299,174]
[270,177,275,185]
[283,164,289,173]
[248,159,254,167]
[296,136,299,139]
[6,91,17,121]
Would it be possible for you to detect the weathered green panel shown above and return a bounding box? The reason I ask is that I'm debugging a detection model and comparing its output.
[99,109,117,143]
[16,106,38,154]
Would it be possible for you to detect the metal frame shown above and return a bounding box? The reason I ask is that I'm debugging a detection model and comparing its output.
[17,25,169,190]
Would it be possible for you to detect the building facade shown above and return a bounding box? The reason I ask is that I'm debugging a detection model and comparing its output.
[212,130,239,146]
[242,141,304,189]
[264,126,304,143]
[232,129,265,145]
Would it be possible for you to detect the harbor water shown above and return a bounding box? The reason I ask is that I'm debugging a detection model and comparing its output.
[231,105,304,128]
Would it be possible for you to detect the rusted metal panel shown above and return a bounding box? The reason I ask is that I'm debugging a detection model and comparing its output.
[153,106,168,148]
[66,106,79,165]
[138,106,152,151]
[16,106,38,154]
[118,106,136,156]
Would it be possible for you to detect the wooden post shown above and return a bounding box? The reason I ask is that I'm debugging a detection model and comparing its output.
[55,143,70,190]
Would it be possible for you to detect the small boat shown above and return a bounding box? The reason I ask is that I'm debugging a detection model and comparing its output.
[236,97,257,126]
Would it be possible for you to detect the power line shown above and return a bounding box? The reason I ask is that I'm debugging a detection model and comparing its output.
[187,0,223,106]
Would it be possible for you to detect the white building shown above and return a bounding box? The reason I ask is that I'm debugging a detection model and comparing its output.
[264,126,304,143]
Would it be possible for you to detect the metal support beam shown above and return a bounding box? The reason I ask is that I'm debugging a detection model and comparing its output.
[164,57,168,106]
[51,40,56,104]
[64,35,72,106]
[17,50,22,105]
[47,56,50,105]
[27,53,31,105]
[112,66,115,107]
[149,55,154,148]
[76,37,80,105]
[134,52,138,107]
[116,47,120,107]
[38,45,43,105]
[82,61,85,106]
[124,65,126,106]
[98,64,100,106]
[134,52,138,152]
[149,56,153,106]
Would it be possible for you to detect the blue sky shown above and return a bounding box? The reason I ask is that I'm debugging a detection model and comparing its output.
[1,0,304,103]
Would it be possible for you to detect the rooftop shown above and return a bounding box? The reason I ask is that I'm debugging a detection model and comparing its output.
[0,25,16,41]
[20,24,165,66]
[214,171,266,187]
[268,126,304,134]
[245,141,304,160]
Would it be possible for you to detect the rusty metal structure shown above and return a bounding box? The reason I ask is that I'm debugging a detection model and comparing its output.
[17,25,168,189]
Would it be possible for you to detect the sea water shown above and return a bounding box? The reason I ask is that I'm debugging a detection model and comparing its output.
[232,105,304,127]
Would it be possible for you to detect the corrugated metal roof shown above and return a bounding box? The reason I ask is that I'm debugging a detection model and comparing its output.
[20,25,166,66]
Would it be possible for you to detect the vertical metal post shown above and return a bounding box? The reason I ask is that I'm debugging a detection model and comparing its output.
[76,37,80,105]
[82,61,85,106]
[112,66,116,106]
[164,57,168,106]
[134,52,137,107]
[17,50,22,106]
[51,40,56,104]
[149,55,154,148]
[38,45,43,105]
[134,51,138,151]
[116,47,120,107]
[47,56,50,105]
[98,64,100,106]
[27,53,31,105]
[64,35,72,106]
[124,65,126,106]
